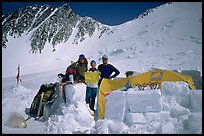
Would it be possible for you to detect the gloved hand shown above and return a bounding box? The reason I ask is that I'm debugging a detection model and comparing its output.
[58,73,65,78]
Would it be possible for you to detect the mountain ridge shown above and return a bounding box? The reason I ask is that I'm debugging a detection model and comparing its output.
[2,4,111,53]
[2,2,202,78]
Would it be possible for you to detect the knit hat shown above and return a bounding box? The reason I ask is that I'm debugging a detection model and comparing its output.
[79,54,85,59]
[90,60,96,64]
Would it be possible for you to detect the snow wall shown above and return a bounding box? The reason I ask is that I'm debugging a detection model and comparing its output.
[104,82,202,134]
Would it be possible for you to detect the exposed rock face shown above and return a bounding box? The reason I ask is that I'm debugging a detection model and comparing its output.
[2,4,111,53]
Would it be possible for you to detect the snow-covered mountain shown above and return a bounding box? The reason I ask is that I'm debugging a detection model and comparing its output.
[2,2,202,77]
[2,2,202,134]
[2,4,111,53]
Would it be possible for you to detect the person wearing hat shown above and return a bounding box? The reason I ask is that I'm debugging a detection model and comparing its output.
[85,60,100,114]
[98,55,120,86]
[60,54,88,83]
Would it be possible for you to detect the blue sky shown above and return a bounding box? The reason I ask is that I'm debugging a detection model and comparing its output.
[2,2,167,26]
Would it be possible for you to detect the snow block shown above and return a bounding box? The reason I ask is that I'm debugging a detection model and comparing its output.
[162,82,190,108]
[126,89,162,113]
[104,91,126,122]
[170,104,191,122]
[126,112,147,125]
[162,82,190,96]
[161,121,175,134]
[144,111,171,123]
[189,90,202,112]
[64,85,75,104]
[183,112,202,133]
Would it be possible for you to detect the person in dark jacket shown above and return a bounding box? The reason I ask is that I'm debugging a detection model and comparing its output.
[68,54,88,83]
[60,54,88,84]
[98,55,120,86]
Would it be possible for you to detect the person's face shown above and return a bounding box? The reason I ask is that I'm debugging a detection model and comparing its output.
[102,58,108,64]
[91,62,96,68]
[79,58,85,63]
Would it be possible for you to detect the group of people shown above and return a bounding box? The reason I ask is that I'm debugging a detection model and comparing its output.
[60,54,120,114]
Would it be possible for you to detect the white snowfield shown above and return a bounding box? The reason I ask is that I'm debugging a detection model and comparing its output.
[2,2,202,134]
[2,77,202,134]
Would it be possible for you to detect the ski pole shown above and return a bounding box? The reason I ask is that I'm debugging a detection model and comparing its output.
[25,116,32,121]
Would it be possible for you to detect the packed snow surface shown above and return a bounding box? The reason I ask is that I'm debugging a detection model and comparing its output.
[2,75,202,134]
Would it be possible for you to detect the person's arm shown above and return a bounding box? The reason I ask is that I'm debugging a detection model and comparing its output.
[98,70,101,75]
[98,65,102,74]
[110,65,120,78]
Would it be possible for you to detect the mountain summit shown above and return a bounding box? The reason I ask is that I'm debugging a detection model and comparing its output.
[2,2,202,78]
[2,4,111,53]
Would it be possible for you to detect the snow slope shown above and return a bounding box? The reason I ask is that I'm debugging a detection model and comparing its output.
[2,2,202,134]
[2,2,202,78]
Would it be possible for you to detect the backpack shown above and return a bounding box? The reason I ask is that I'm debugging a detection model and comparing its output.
[29,83,56,117]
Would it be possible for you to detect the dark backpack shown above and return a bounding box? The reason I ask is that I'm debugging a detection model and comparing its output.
[29,83,56,117]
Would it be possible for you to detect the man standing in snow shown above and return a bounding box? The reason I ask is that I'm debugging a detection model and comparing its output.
[98,55,120,86]
[59,54,88,84]
[68,54,88,83]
